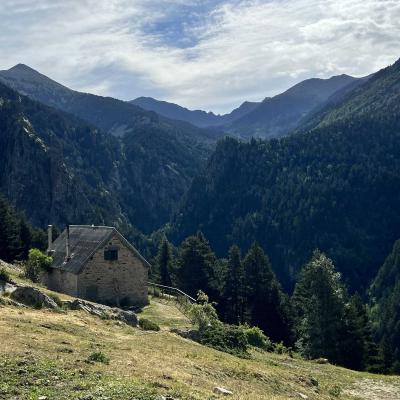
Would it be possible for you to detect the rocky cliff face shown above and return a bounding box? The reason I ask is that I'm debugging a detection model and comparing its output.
[0,71,213,234]
[0,83,124,228]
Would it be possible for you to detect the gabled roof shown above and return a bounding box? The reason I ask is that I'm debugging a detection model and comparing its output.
[50,225,151,274]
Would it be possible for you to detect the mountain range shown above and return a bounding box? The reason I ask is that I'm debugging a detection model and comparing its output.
[131,74,363,139]
[0,60,398,277]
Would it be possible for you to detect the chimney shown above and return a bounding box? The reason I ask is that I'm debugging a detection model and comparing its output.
[66,225,71,260]
[47,225,53,254]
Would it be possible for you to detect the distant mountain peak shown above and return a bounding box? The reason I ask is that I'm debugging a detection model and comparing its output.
[9,63,38,72]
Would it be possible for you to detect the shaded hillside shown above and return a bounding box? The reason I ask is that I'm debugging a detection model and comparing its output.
[0,82,124,228]
[297,60,400,132]
[170,61,400,290]
[226,74,358,139]
[131,96,259,128]
[0,68,214,233]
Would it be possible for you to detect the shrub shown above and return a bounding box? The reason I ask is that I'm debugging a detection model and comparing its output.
[139,318,160,331]
[0,268,11,283]
[273,341,291,355]
[238,324,273,350]
[87,351,109,364]
[25,248,52,282]
[187,290,220,333]
[198,324,249,357]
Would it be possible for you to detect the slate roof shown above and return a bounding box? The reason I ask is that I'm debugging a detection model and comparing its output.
[50,225,150,274]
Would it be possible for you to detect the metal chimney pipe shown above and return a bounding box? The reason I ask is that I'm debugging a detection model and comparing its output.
[66,225,71,260]
[47,225,52,253]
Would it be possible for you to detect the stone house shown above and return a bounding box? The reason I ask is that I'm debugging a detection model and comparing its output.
[45,225,149,307]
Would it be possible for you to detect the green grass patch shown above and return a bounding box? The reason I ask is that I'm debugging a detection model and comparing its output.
[87,351,110,364]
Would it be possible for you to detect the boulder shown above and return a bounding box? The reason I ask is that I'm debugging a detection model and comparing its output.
[10,286,58,309]
[114,309,138,327]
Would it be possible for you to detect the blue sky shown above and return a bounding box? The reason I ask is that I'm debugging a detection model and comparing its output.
[0,0,399,113]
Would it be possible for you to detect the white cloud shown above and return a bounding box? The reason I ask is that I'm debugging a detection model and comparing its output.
[0,0,399,113]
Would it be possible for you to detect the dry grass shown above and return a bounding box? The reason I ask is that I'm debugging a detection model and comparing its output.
[0,271,399,400]
[0,301,399,400]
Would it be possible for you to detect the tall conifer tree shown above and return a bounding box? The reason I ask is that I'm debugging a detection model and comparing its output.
[293,250,346,363]
[156,237,173,286]
[224,245,245,324]
[243,242,293,344]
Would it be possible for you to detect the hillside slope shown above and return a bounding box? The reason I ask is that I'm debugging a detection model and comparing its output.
[0,266,399,400]
[227,74,358,139]
[0,80,211,234]
[0,82,124,229]
[298,59,400,131]
[170,61,400,290]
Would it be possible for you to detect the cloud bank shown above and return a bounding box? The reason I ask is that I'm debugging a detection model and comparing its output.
[1,0,399,113]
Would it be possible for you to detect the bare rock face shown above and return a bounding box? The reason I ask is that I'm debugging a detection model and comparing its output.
[68,298,138,327]
[10,286,58,309]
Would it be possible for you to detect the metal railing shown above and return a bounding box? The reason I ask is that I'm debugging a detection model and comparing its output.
[147,282,197,317]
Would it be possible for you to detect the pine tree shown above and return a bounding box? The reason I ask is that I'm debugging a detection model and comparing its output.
[224,245,245,324]
[178,232,218,297]
[293,250,346,363]
[156,237,173,286]
[371,239,400,373]
[243,242,293,344]
[337,294,379,371]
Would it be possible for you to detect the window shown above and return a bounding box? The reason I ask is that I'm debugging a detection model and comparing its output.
[104,249,118,261]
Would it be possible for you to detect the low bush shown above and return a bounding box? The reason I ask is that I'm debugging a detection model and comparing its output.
[139,318,160,331]
[87,351,109,364]
[238,324,273,350]
[273,341,291,355]
[197,324,249,357]
[0,268,11,283]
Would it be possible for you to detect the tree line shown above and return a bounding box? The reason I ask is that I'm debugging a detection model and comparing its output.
[152,232,399,373]
[0,195,46,262]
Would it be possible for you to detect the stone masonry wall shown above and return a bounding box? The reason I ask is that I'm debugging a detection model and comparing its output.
[47,269,78,297]
[77,234,148,307]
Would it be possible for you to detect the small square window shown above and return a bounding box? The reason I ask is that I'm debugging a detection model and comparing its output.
[104,249,118,261]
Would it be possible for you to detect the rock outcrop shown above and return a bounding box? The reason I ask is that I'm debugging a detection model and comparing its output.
[10,286,58,309]
[66,298,138,327]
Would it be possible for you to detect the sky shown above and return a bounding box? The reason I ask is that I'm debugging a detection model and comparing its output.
[0,0,399,114]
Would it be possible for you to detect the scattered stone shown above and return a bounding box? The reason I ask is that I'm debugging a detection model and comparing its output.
[213,387,233,396]
[313,358,329,364]
[297,393,308,399]
[10,286,58,309]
